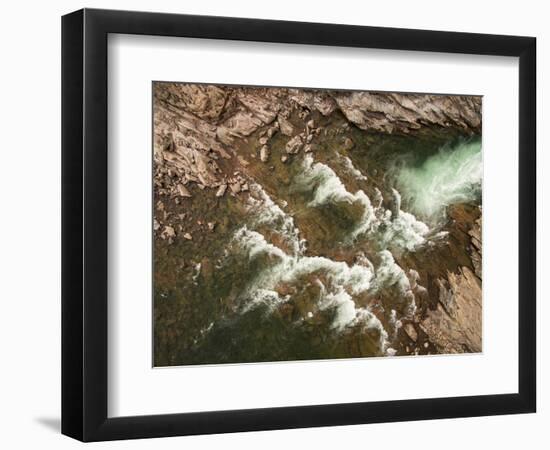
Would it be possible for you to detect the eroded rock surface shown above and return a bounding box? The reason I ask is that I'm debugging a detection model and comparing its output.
[153,83,482,201]
[153,82,483,364]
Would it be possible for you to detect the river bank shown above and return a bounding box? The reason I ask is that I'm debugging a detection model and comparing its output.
[153,83,482,366]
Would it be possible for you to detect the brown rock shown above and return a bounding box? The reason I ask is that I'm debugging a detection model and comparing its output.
[229,181,241,194]
[342,137,354,150]
[278,116,294,136]
[215,184,227,197]
[421,267,482,353]
[154,83,227,122]
[285,135,303,154]
[334,92,481,135]
[177,184,192,197]
[403,323,418,342]
[260,145,270,162]
[161,226,176,240]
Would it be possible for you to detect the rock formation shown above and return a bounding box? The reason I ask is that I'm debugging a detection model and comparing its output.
[153,83,481,200]
[153,82,483,364]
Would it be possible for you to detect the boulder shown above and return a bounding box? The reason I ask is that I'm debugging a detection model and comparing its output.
[285,135,303,154]
[260,145,270,162]
[177,184,192,197]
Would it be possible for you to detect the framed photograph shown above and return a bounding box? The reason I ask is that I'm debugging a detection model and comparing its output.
[62,8,536,441]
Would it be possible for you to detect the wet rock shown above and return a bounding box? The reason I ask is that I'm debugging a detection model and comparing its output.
[238,91,280,124]
[403,323,418,342]
[161,226,176,240]
[154,83,482,200]
[342,137,354,150]
[267,126,278,138]
[260,145,270,162]
[177,184,192,197]
[285,135,303,154]
[298,108,310,120]
[217,111,263,145]
[469,215,482,278]
[278,116,294,136]
[229,181,241,194]
[161,133,175,152]
[237,155,250,167]
[215,184,227,197]
[275,283,297,297]
[408,269,420,290]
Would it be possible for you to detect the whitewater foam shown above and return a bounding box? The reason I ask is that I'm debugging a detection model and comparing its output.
[246,183,306,255]
[396,139,482,222]
[338,153,368,181]
[231,227,387,338]
[299,154,429,251]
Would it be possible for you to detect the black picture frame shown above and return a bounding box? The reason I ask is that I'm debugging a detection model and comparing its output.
[62,8,536,442]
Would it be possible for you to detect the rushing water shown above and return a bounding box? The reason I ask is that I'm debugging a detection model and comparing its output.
[154,135,482,366]
[395,139,482,223]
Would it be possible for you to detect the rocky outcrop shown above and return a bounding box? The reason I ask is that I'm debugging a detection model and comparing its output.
[420,266,482,353]
[153,83,482,201]
[419,209,482,353]
[153,82,483,364]
[334,92,482,135]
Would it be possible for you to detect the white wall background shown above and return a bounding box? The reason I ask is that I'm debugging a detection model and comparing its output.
[0,0,546,448]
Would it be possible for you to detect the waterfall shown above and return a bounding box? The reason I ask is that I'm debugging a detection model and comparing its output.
[298,154,429,251]
[218,143,479,357]
[395,139,482,222]
[232,226,389,351]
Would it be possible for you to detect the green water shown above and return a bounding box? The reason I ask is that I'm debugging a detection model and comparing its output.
[395,138,482,223]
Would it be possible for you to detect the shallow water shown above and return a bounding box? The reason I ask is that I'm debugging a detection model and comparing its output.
[154,130,482,366]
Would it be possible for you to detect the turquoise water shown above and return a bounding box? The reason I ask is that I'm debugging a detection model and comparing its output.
[395,138,482,223]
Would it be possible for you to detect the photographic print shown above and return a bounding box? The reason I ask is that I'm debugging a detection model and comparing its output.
[153,82,482,367]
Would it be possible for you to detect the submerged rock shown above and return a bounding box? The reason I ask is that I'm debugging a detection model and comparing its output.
[342,137,354,150]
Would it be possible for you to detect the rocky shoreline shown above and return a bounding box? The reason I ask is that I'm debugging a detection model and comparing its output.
[153,82,482,365]
[154,84,481,198]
